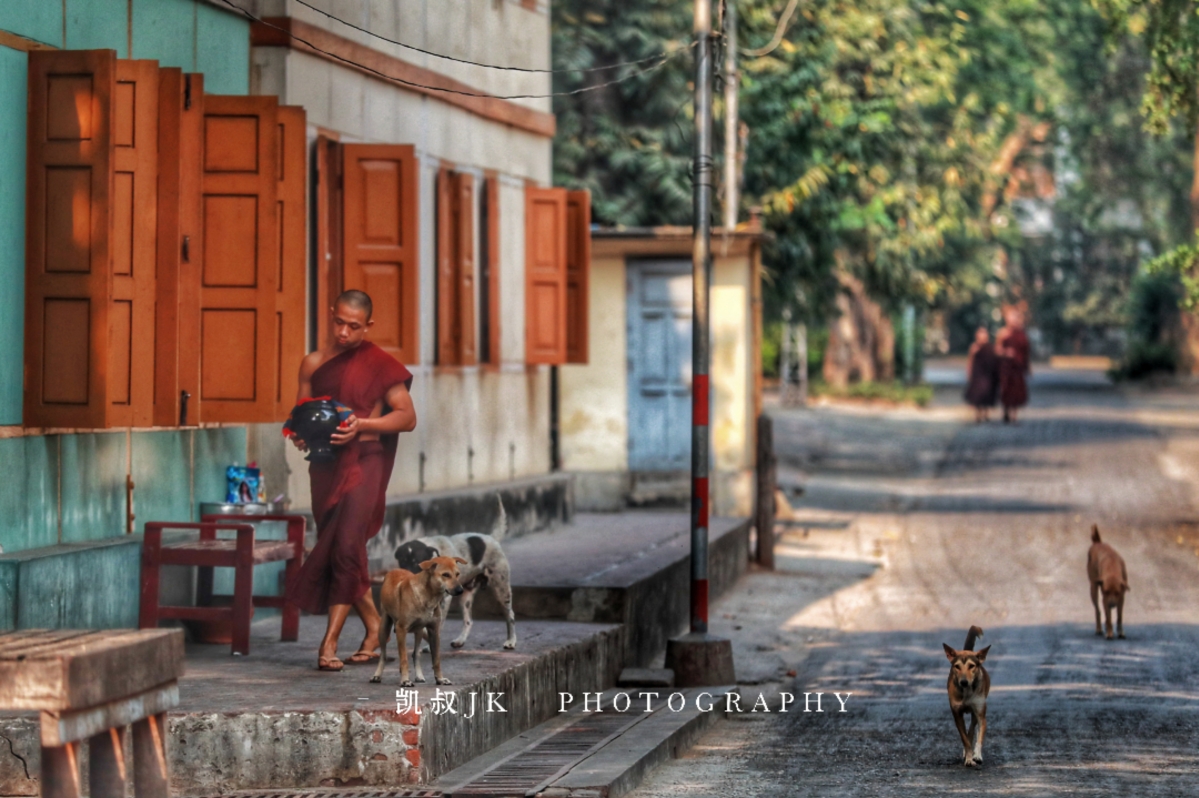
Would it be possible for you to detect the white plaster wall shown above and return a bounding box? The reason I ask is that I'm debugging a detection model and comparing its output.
[712,254,752,473]
[559,255,628,472]
[244,0,551,113]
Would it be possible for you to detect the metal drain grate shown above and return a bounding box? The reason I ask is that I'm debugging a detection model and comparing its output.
[449,710,647,797]
[201,786,446,790]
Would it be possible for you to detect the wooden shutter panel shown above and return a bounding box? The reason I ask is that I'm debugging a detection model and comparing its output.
[455,171,477,366]
[194,94,280,423]
[524,186,567,365]
[276,105,307,419]
[153,70,204,426]
[565,189,591,364]
[111,59,159,427]
[342,144,420,365]
[436,167,457,365]
[24,49,116,428]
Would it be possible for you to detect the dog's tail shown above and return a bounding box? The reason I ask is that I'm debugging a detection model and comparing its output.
[963,625,984,651]
[495,494,508,539]
[1091,524,1101,543]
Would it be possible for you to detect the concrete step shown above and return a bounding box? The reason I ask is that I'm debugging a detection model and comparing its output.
[431,688,731,798]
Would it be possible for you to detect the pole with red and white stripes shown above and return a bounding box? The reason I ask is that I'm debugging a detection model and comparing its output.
[690,0,713,635]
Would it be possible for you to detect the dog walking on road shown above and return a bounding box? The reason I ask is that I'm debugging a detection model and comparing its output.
[1088,525,1129,640]
[943,625,991,767]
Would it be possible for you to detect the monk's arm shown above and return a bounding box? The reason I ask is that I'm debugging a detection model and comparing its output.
[339,383,417,441]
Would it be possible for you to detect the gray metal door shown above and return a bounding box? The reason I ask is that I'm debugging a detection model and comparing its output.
[627,260,692,471]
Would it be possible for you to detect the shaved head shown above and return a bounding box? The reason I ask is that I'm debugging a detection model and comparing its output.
[336,290,373,320]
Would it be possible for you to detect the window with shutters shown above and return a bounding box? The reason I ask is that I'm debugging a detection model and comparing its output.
[524,185,591,366]
[436,166,477,366]
[24,49,308,429]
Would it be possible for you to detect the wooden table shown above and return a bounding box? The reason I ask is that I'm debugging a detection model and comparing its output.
[0,629,184,798]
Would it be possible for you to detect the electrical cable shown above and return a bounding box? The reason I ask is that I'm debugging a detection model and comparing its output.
[290,0,680,75]
[217,0,693,100]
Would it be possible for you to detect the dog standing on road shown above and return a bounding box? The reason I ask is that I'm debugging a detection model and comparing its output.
[394,497,517,650]
[1088,524,1129,640]
[371,555,466,686]
[943,625,990,767]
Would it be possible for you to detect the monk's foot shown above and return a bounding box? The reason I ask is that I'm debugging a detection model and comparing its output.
[346,649,380,665]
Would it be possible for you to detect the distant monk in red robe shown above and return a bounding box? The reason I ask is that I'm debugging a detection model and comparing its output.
[996,305,1030,424]
[288,290,415,671]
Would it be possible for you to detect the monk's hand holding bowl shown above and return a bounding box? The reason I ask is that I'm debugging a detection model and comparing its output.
[331,414,361,446]
[290,435,308,452]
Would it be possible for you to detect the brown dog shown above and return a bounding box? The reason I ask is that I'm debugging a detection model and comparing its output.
[1087,525,1129,640]
[942,626,990,767]
[370,556,466,686]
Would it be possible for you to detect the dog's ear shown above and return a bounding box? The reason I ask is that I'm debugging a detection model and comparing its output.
[454,556,468,565]
[1091,524,1101,543]
[942,643,956,660]
[975,645,991,662]
[419,559,437,571]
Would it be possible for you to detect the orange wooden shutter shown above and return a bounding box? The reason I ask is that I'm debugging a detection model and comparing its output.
[111,59,159,427]
[24,49,116,428]
[565,189,591,364]
[455,171,477,366]
[524,186,568,365]
[153,70,205,427]
[483,176,501,365]
[194,94,280,423]
[436,166,457,365]
[275,105,307,419]
[342,144,420,365]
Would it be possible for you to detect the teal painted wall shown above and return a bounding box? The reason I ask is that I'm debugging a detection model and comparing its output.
[65,0,129,56]
[0,48,26,425]
[0,2,62,47]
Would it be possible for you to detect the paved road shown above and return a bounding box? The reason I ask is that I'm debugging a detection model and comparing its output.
[631,382,1199,796]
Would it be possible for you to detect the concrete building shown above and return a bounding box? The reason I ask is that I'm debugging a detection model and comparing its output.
[559,227,765,517]
[0,0,587,630]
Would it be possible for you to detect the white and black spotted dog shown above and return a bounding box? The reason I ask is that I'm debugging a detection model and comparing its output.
[394,497,516,650]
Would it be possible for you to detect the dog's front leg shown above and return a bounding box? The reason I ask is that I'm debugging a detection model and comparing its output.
[1116,594,1125,639]
[370,615,392,684]
[952,708,974,766]
[398,628,412,687]
[1104,601,1114,640]
[412,627,427,683]
[430,624,453,685]
[452,586,477,649]
[1091,581,1103,636]
[973,709,986,764]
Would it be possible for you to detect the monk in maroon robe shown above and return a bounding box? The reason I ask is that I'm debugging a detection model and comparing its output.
[997,306,1030,424]
[288,290,416,671]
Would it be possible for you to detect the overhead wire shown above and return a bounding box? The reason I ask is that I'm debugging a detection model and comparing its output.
[290,0,681,75]
[217,0,693,100]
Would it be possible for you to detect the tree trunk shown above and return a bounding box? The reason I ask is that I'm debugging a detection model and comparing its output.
[822,264,895,387]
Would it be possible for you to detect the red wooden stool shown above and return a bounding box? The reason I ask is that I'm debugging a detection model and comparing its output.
[139,516,305,655]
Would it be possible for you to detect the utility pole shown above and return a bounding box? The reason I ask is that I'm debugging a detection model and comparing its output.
[723,0,739,231]
[666,0,735,688]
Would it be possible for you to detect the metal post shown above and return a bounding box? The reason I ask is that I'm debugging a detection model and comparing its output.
[780,307,794,405]
[723,0,739,231]
[902,303,916,385]
[691,0,713,635]
[797,323,809,406]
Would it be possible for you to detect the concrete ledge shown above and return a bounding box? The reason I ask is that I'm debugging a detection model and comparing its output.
[0,538,142,632]
[473,515,751,668]
[361,474,574,573]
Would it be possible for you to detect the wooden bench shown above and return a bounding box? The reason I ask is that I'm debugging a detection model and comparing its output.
[139,516,305,655]
[0,629,184,798]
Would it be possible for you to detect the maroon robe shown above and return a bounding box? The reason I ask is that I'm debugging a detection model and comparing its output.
[999,328,1030,409]
[289,341,412,614]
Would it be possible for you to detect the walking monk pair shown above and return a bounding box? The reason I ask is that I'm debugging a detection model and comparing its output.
[288,290,417,671]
